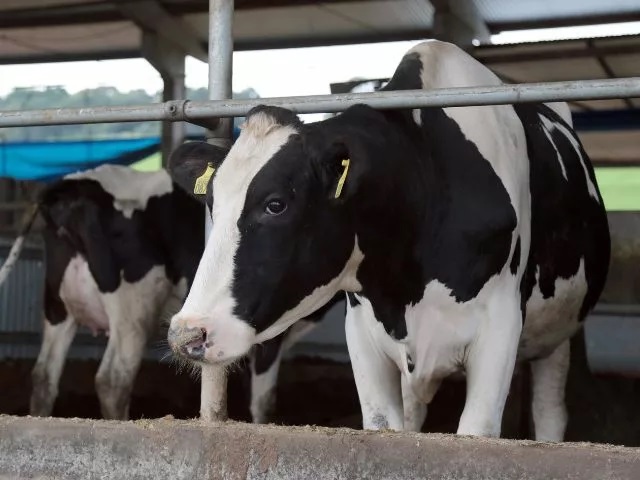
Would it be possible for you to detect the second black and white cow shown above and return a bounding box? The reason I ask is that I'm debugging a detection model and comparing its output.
[31,160,331,421]
[167,40,610,441]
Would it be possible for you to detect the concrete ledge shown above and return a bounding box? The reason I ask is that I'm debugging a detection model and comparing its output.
[0,415,639,480]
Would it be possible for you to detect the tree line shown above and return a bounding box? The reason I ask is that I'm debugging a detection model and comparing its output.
[0,86,260,142]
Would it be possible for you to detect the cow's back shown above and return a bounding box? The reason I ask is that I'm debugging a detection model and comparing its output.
[39,165,205,332]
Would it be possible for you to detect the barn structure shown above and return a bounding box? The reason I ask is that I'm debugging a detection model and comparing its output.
[0,1,639,478]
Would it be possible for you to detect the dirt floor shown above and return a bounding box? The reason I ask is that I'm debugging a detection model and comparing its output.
[1,331,639,446]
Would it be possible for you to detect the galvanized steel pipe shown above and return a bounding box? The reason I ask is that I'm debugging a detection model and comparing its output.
[0,77,639,128]
[199,0,234,424]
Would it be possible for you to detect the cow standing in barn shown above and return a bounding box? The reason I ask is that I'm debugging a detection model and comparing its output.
[28,160,332,421]
[167,40,610,441]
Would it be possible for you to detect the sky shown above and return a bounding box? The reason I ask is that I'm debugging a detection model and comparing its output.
[0,41,421,98]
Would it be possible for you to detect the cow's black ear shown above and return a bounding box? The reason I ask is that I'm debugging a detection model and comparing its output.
[313,137,363,203]
[168,141,228,202]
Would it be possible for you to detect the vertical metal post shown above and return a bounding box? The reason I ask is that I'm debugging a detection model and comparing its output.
[200,0,234,423]
[161,69,186,168]
[142,32,186,168]
[204,0,233,237]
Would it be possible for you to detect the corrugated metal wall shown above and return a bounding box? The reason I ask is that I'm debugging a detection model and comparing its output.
[0,240,45,359]
[0,239,115,361]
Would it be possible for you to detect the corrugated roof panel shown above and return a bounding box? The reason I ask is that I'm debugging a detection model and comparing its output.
[0,0,100,11]
[476,0,640,24]
[489,57,607,82]
[0,21,139,59]
[184,0,432,46]
[603,53,640,77]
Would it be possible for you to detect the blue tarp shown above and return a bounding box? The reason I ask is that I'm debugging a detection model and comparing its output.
[0,126,241,182]
[0,137,161,182]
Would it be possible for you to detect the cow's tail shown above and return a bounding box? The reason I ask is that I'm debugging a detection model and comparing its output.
[0,203,40,288]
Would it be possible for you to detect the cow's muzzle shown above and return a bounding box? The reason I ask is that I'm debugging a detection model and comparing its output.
[168,313,256,365]
[168,325,207,362]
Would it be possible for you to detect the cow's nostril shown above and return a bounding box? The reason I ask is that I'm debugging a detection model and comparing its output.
[168,325,209,361]
[184,328,207,359]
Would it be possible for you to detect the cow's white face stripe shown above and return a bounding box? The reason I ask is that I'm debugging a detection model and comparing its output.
[173,113,298,361]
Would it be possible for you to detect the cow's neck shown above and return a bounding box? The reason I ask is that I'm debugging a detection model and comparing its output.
[335,108,440,340]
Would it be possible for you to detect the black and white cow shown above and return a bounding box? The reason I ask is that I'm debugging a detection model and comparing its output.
[31,160,331,422]
[166,40,610,441]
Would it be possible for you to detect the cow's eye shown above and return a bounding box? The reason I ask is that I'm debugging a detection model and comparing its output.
[265,199,287,216]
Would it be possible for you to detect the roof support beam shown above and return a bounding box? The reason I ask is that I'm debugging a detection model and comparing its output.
[114,0,207,63]
[586,39,634,109]
[430,0,490,50]
[142,32,186,168]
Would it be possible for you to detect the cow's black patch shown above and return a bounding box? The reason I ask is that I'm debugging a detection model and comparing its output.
[510,237,521,275]
[231,131,356,332]
[252,333,284,376]
[414,107,517,302]
[514,104,610,321]
[231,84,516,339]
[39,177,205,295]
[383,52,423,91]
[230,100,516,339]
[42,227,73,325]
[346,292,361,307]
[407,353,415,373]
[253,294,341,375]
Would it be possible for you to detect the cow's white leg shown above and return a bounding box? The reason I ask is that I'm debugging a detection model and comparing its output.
[530,339,570,442]
[95,266,169,420]
[345,303,403,430]
[458,299,522,437]
[401,373,427,431]
[30,316,77,416]
[95,319,149,420]
[250,320,317,423]
[250,348,282,424]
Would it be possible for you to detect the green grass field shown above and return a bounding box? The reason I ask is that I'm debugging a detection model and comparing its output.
[131,153,640,211]
[594,167,640,211]
[131,152,162,172]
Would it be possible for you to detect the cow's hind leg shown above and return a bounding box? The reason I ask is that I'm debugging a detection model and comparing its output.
[458,298,522,437]
[346,299,404,430]
[31,315,78,416]
[530,339,570,442]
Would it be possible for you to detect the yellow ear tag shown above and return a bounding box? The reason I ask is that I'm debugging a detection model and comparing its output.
[193,163,215,195]
[334,159,350,199]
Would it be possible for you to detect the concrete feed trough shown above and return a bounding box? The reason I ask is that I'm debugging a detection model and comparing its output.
[0,415,639,480]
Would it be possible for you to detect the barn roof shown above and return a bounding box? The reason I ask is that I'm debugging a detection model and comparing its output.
[2,1,640,166]
[2,0,640,63]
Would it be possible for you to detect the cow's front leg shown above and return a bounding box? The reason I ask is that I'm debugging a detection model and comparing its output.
[250,334,285,424]
[458,299,522,437]
[345,298,404,430]
[95,320,148,420]
[31,315,78,416]
[530,339,570,442]
[401,372,427,431]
